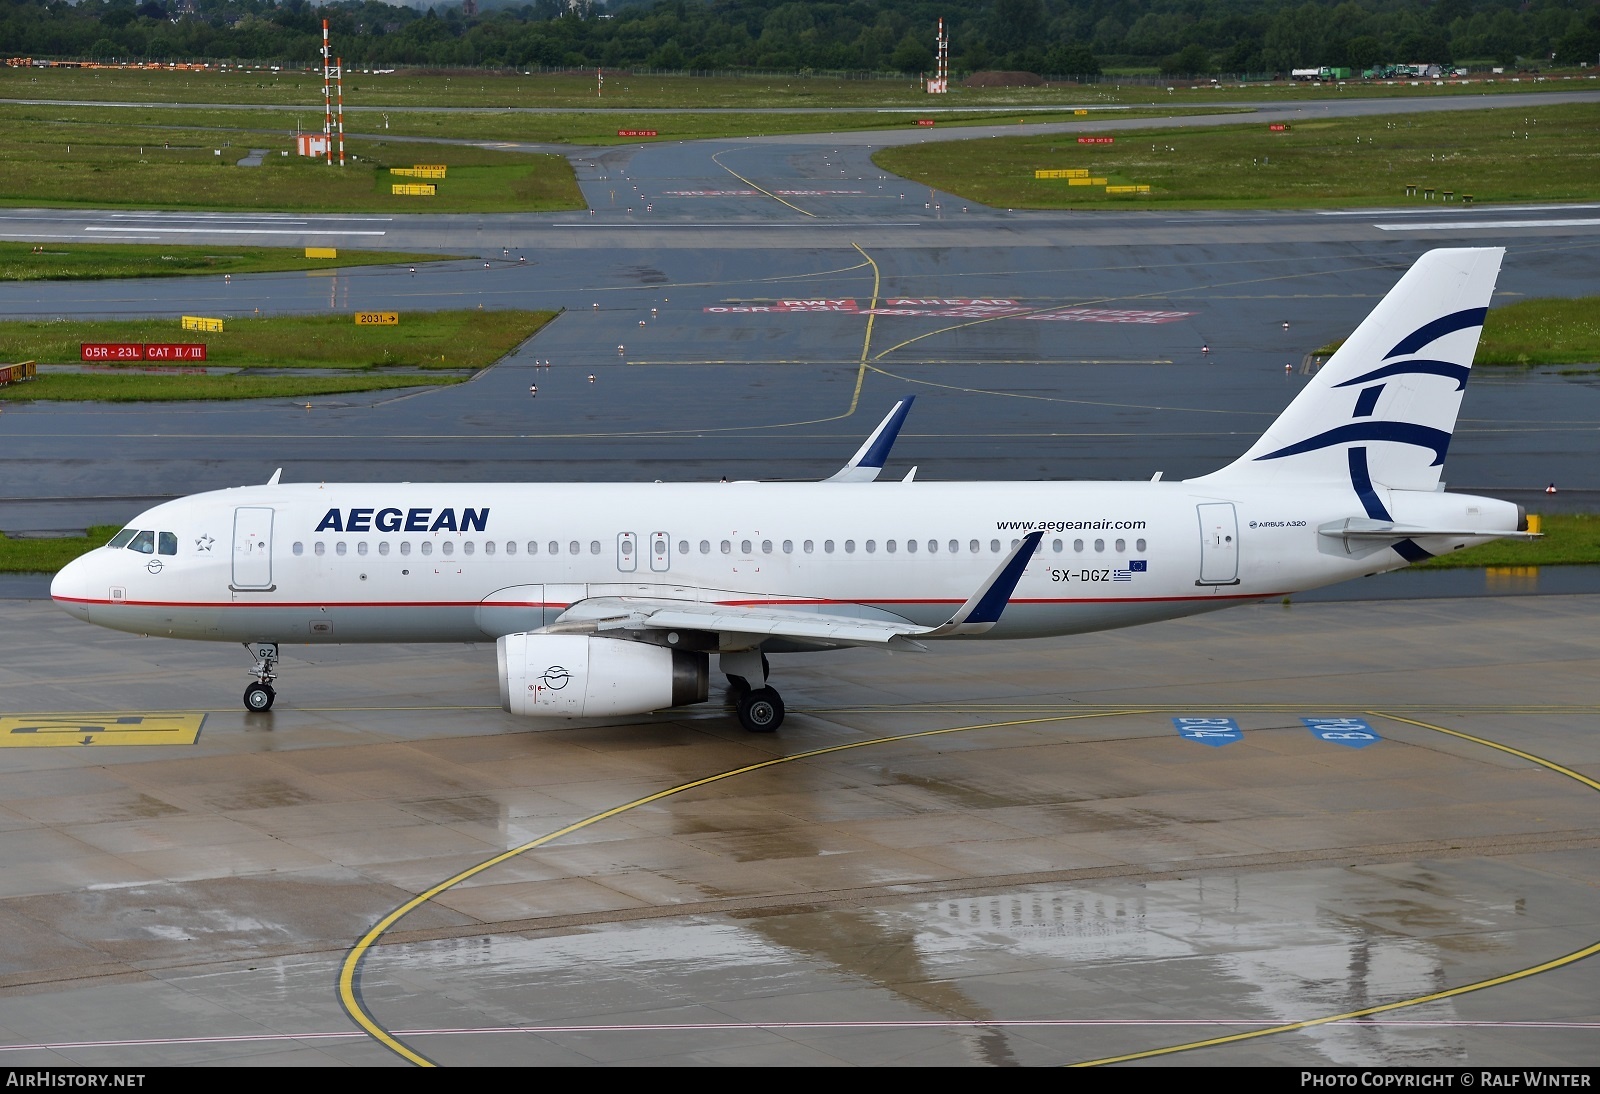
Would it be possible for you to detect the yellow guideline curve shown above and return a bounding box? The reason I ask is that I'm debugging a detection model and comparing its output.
[710,149,818,219]
[338,710,1144,1066]
[1069,711,1600,1067]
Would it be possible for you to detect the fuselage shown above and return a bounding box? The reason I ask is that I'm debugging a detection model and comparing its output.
[50,479,1519,648]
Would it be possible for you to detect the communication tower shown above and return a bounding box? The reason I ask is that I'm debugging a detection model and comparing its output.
[927,18,949,93]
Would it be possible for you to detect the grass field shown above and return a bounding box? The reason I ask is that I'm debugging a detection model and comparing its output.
[0,525,122,574]
[0,372,460,402]
[2,66,1593,110]
[0,309,554,370]
[0,115,584,212]
[872,101,1600,209]
[0,242,453,281]
[1313,295,1600,367]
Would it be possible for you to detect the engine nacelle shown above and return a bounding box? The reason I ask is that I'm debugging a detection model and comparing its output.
[498,633,708,718]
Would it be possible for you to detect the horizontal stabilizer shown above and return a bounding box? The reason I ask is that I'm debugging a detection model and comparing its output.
[1318,517,1539,547]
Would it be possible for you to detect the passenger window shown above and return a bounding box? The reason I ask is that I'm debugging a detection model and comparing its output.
[568,541,579,555]
[400,542,411,556]
[947,540,957,554]
[357,541,369,556]
[463,541,474,556]
[720,540,731,554]
[678,540,689,554]
[1052,539,1062,553]
[824,540,835,553]
[549,541,558,555]
[505,541,516,555]
[336,542,347,556]
[782,540,792,554]
[482,541,493,556]
[292,541,304,556]
[905,539,916,553]
[969,540,979,553]
[620,539,633,557]
[441,541,453,557]
[886,540,897,554]
[761,540,772,555]
[803,540,814,554]
[741,539,752,554]
[700,540,711,554]
[865,540,876,554]
[590,541,600,555]
[378,542,390,556]
[1115,538,1125,553]
[1011,539,1020,550]
[1074,539,1084,552]
[989,539,1000,553]
[1136,538,1147,552]
[158,532,177,556]
[314,541,325,557]
[108,528,137,549]
[928,540,938,553]
[844,540,856,554]
[420,542,433,556]
[1094,539,1105,552]
[128,530,156,554]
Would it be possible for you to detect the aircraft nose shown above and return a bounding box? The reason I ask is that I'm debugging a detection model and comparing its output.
[51,552,99,620]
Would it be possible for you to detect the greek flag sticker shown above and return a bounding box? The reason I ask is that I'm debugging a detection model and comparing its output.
[1302,716,1381,749]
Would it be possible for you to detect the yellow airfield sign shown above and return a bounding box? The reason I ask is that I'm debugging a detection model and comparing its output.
[0,712,206,747]
[355,311,399,325]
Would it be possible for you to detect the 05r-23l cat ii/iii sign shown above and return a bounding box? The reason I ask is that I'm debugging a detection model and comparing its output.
[53,248,1532,733]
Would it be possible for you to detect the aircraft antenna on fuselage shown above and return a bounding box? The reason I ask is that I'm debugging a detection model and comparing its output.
[266,468,283,486]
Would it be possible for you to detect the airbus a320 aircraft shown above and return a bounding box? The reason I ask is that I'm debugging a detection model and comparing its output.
[52,248,1533,732]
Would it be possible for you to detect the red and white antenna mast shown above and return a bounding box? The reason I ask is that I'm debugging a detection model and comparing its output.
[336,56,346,167]
[927,18,949,94]
[321,20,333,166]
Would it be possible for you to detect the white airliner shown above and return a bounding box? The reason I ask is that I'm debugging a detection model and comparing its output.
[51,248,1532,732]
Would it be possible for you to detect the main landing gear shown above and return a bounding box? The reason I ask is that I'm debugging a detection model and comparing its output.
[723,650,783,733]
[243,642,279,712]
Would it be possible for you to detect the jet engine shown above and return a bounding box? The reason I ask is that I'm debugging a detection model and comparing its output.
[497,633,708,717]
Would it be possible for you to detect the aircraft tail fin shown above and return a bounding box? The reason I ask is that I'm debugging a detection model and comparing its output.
[1192,247,1503,491]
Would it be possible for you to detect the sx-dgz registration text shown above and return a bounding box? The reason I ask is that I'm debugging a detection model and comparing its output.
[1050,568,1112,582]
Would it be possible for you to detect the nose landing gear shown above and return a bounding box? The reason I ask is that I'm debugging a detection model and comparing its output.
[243,642,279,712]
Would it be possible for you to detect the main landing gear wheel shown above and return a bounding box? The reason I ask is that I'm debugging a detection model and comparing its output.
[737,687,784,733]
[243,682,275,712]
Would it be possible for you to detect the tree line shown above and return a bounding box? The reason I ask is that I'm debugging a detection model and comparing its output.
[4,0,1598,78]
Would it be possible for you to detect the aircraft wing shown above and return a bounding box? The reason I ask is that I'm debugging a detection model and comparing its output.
[824,397,914,483]
[548,530,1045,649]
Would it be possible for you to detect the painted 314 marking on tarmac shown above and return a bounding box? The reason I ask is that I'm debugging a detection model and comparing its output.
[0,713,206,747]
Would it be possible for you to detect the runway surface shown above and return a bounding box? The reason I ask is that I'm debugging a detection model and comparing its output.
[1,96,1599,1067]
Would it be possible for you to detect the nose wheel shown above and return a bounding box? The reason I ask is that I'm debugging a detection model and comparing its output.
[242,642,279,713]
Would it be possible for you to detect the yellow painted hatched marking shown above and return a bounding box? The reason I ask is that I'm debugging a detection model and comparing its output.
[1034,168,1089,179]
[181,315,223,333]
[0,712,205,747]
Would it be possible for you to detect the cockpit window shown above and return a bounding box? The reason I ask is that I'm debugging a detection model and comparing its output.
[107,528,137,549]
[158,532,178,556]
[127,530,156,554]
